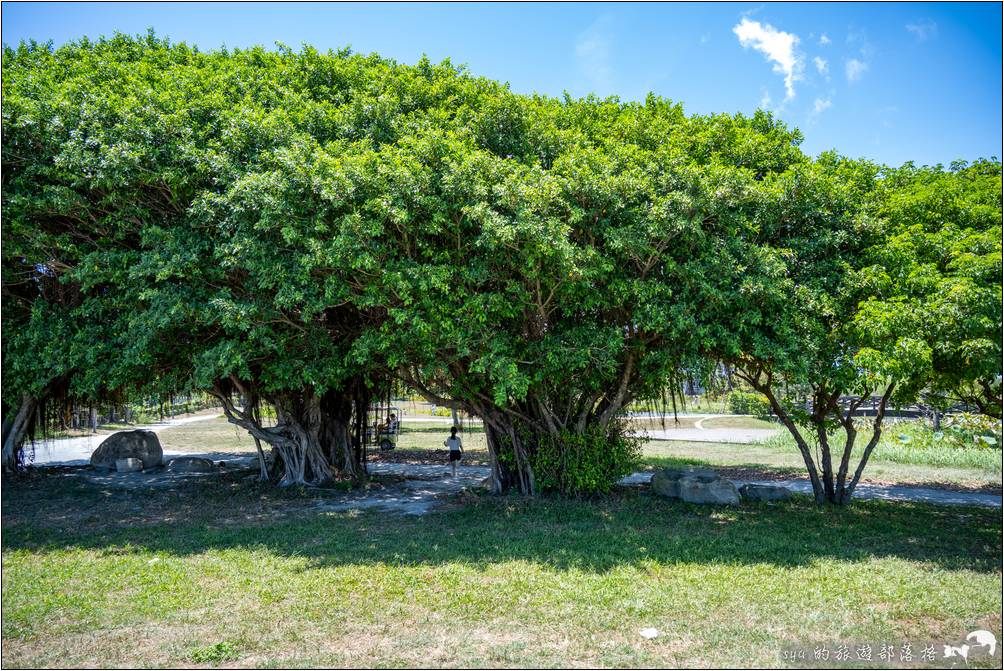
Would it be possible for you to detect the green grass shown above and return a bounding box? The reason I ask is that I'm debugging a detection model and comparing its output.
[157,415,261,455]
[1,472,1001,668]
[639,416,1001,490]
[641,439,1001,490]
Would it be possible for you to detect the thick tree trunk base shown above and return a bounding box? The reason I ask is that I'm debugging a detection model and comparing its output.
[2,395,37,473]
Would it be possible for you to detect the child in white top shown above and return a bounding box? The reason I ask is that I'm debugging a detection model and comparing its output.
[444,426,463,477]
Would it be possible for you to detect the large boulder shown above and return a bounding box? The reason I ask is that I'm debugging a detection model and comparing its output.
[678,475,740,505]
[166,456,216,473]
[115,458,143,473]
[651,467,718,499]
[651,467,740,505]
[91,430,162,470]
[739,483,792,502]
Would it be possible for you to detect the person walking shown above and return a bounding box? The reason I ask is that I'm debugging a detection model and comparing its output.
[444,426,463,477]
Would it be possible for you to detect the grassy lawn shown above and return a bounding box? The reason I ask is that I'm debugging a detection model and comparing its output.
[2,471,1000,668]
[158,417,261,456]
[640,433,1002,491]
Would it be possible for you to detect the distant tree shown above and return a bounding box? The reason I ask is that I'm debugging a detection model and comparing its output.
[861,160,1003,418]
[725,154,1002,504]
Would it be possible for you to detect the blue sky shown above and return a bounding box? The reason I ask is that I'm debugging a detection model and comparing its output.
[2,2,1001,166]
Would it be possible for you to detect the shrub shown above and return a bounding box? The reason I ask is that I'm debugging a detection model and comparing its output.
[886,413,1003,452]
[728,391,771,416]
[530,423,641,496]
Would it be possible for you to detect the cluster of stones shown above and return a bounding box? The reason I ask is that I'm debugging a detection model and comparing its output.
[651,467,791,505]
[89,430,216,473]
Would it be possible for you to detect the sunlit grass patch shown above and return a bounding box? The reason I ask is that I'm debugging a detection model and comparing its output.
[2,474,1000,667]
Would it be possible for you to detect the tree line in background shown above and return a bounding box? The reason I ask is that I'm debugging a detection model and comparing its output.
[3,33,1001,503]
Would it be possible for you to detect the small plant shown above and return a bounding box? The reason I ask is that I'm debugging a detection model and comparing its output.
[188,640,242,664]
[937,413,1002,449]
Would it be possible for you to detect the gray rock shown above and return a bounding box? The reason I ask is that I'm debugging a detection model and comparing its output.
[678,476,740,505]
[739,483,792,502]
[651,470,681,498]
[115,458,143,473]
[91,430,163,470]
[165,456,216,473]
[651,467,720,499]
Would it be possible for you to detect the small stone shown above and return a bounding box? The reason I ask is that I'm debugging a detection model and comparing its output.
[147,557,161,565]
[116,458,143,473]
[640,628,659,639]
[166,456,216,473]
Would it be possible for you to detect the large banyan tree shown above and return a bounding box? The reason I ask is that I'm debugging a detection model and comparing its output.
[348,99,819,494]
[4,33,1000,497]
[2,34,402,481]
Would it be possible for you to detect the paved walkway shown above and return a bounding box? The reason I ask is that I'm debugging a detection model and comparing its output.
[637,414,781,444]
[623,472,1001,509]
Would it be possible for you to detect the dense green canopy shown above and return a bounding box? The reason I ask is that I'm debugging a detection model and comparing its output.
[3,33,1000,500]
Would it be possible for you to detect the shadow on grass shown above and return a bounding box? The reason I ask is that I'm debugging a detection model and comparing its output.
[1,469,1000,576]
[640,455,805,479]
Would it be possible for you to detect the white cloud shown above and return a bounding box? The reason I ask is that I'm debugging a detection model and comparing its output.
[813,98,832,114]
[845,58,868,83]
[906,19,938,42]
[733,18,803,101]
[807,97,832,124]
[819,33,831,46]
[575,17,614,93]
[813,57,828,74]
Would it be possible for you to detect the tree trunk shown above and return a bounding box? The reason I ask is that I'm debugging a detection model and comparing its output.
[213,383,374,487]
[480,410,536,495]
[755,383,826,504]
[838,384,896,504]
[2,394,37,472]
[272,391,332,486]
[319,388,364,484]
[814,422,836,502]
